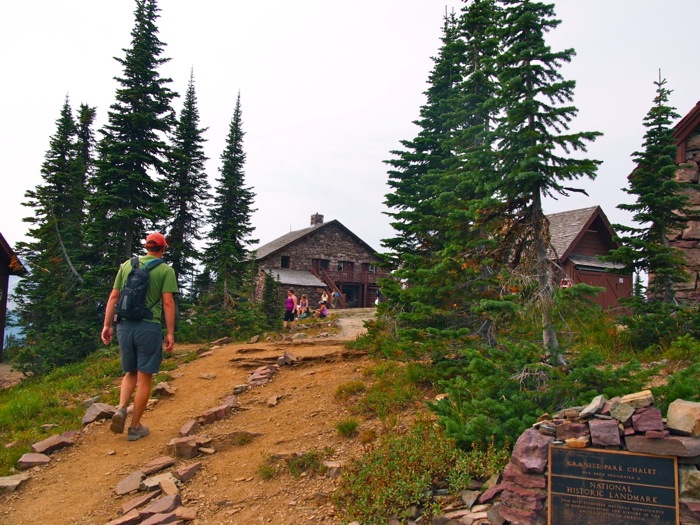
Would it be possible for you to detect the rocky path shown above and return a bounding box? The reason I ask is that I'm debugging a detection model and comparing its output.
[0,309,377,525]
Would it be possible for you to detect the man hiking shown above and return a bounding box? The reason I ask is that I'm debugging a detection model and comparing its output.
[101,232,178,441]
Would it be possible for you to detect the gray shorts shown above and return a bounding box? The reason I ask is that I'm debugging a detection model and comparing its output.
[116,320,163,374]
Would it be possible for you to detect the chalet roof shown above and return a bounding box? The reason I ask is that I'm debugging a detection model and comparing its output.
[0,232,27,276]
[254,219,377,261]
[673,100,700,144]
[262,268,326,288]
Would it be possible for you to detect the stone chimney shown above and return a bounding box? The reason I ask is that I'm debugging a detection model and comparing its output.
[310,213,324,226]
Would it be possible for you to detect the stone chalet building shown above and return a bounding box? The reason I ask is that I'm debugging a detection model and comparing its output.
[253,214,387,308]
[669,100,700,302]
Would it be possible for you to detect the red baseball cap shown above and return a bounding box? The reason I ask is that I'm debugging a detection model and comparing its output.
[145,232,167,249]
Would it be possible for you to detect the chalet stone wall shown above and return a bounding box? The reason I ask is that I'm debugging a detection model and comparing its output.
[257,223,379,271]
[673,131,700,302]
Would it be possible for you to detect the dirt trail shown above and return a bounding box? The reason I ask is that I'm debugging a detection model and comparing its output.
[0,308,378,525]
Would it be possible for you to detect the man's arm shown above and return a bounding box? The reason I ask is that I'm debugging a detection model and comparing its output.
[101,288,120,345]
[162,292,176,352]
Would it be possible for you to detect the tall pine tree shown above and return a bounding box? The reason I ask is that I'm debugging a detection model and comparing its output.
[380,11,470,333]
[205,92,257,304]
[484,0,601,356]
[14,97,96,372]
[383,10,465,264]
[86,0,177,283]
[607,76,688,303]
[165,70,210,294]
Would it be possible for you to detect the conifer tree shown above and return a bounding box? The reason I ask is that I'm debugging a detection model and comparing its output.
[486,0,600,356]
[86,0,177,281]
[205,92,257,304]
[380,11,470,333]
[165,70,210,293]
[383,11,465,265]
[14,97,95,372]
[607,76,688,304]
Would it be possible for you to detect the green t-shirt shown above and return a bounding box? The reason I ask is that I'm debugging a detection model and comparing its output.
[113,255,179,323]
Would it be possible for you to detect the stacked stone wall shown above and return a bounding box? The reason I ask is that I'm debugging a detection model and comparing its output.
[672,131,700,302]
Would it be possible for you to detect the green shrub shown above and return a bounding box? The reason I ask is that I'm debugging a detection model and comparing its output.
[287,449,330,478]
[430,342,655,450]
[336,421,456,525]
[447,438,511,492]
[663,334,700,368]
[617,301,700,351]
[653,363,700,413]
[336,418,360,437]
[355,363,423,421]
[334,380,366,400]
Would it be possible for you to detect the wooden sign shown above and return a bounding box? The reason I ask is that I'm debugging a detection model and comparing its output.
[549,446,679,525]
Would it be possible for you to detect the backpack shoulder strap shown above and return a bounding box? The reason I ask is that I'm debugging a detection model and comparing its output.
[130,256,140,269]
[145,258,163,271]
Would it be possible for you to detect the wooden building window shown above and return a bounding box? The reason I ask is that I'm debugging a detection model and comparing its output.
[281,255,290,268]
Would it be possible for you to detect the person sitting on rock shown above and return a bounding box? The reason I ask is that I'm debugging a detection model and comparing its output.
[298,294,309,318]
[315,302,328,319]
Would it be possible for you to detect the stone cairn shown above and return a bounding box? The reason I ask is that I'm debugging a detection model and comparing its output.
[487,391,700,525]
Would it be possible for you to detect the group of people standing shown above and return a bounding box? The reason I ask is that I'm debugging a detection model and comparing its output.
[283,289,334,329]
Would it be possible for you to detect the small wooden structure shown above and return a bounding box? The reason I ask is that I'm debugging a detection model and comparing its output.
[0,232,27,361]
[548,206,632,311]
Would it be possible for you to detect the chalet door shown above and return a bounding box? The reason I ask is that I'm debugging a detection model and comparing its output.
[341,284,360,308]
[575,270,631,310]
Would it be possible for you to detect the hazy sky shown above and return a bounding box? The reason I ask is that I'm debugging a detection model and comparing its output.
[2,0,699,254]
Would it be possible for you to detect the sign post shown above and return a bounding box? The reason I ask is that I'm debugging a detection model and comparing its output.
[549,446,679,525]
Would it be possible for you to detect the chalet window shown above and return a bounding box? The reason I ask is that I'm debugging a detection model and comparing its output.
[338,261,354,271]
[281,255,290,268]
[361,263,377,273]
[313,258,330,270]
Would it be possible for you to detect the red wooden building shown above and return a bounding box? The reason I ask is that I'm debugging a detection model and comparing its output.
[548,206,632,310]
[0,232,27,361]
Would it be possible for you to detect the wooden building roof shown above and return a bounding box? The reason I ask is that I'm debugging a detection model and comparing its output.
[0,232,27,277]
[547,205,619,264]
[673,100,700,163]
[254,219,377,261]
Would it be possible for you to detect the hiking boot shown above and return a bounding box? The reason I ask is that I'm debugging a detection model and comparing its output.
[127,424,150,442]
[110,407,127,434]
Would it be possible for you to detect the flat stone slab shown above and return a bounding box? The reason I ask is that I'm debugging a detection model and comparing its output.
[609,400,635,424]
[122,490,162,515]
[142,456,175,476]
[0,472,31,494]
[579,394,606,418]
[31,432,76,454]
[173,462,201,482]
[588,418,621,447]
[82,402,116,426]
[17,452,51,470]
[626,434,700,457]
[620,390,654,409]
[667,399,700,437]
[140,493,182,519]
[115,470,145,496]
